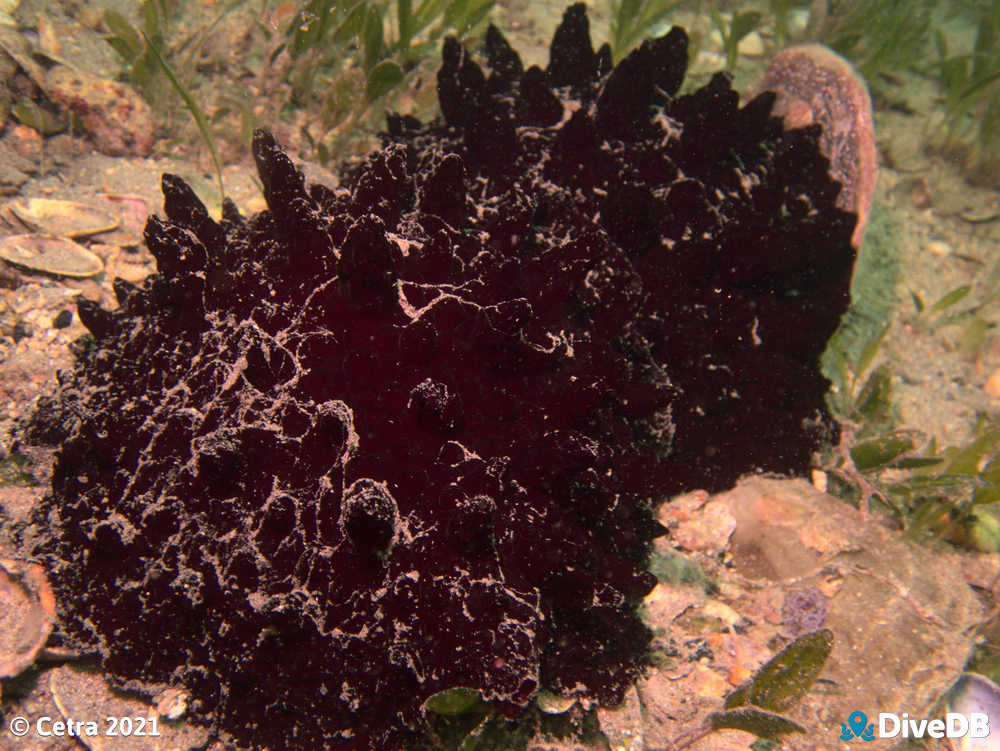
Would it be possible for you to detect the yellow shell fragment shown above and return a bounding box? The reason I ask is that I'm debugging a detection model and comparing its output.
[0,233,104,277]
[9,198,118,238]
[0,558,55,679]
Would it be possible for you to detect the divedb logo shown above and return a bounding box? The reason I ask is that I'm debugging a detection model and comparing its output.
[839,710,990,742]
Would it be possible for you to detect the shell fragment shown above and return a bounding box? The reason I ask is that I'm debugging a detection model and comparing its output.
[0,558,55,679]
[9,198,118,238]
[0,233,104,277]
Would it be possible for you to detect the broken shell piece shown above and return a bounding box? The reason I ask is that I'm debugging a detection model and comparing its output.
[9,198,118,238]
[103,255,153,284]
[535,690,577,714]
[948,673,1000,751]
[0,558,55,679]
[0,233,104,277]
[0,202,33,233]
[959,207,999,224]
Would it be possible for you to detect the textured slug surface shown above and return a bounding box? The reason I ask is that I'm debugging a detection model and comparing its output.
[24,4,855,749]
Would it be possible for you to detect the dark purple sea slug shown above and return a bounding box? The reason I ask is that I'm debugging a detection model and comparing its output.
[24,5,855,749]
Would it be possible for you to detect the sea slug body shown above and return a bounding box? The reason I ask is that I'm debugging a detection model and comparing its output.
[23,4,856,749]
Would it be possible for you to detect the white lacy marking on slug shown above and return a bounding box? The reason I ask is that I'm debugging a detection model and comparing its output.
[220,353,248,392]
[388,232,421,257]
[738,167,761,195]
[523,330,570,355]
[652,109,684,147]
[558,329,575,357]
[555,97,583,127]
[396,286,480,323]
[339,681,361,711]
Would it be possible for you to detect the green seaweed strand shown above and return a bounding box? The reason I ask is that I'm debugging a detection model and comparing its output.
[140,30,225,213]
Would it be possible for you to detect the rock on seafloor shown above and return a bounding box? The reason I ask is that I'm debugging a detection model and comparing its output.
[20,4,856,749]
[44,65,153,157]
[638,477,992,751]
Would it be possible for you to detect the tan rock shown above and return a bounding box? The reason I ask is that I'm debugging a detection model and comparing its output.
[927,239,954,258]
[629,477,992,751]
[658,489,735,554]
[985,367,1000,399]
[44,66,153,157]
[9,123,42,161]
[738,31,765,58]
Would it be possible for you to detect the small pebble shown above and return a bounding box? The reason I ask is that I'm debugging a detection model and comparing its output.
[52,309,72,329]
[781,587,827,638]
[788,8,810,36]
[926,240,953,258]
[692,50,725,72]
[156,687,189,720]
[811,468,828,492]
[8,124,43,162]
[985,368,1000,400]
[739,31,765,58]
